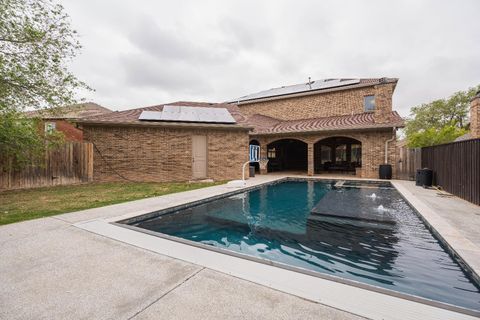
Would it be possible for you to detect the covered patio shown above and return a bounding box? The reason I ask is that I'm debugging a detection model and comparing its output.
[314,137,362,175]
[265,139,308,173]
[252,133,369,177]
[246,111,402,179]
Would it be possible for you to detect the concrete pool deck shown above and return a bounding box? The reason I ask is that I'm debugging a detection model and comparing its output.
[1,175,479,319]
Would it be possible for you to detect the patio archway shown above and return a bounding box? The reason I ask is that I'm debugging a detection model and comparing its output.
[314,137,362,174]
[266,139,308,173]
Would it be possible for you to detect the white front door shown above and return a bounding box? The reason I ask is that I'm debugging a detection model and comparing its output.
[192,135,207,179]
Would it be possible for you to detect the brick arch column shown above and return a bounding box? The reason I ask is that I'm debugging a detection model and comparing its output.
[307,142,314,176]
[253,137,269,174]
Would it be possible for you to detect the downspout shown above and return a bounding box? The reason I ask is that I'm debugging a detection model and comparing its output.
[385,127,396,163]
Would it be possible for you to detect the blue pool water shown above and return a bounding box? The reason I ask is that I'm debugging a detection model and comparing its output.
[129,180,480,311]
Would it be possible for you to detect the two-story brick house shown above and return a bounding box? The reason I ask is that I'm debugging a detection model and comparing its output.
[77,78,403,182]
[235,78,404,178]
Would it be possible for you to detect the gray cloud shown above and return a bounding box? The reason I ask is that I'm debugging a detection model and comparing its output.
[64,0,480,115]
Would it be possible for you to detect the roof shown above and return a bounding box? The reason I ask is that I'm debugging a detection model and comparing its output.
[230,78,398,104]
[26,103,112,119]
[76,101,251,130]
[248,111,404,135]
[454,133,473,142]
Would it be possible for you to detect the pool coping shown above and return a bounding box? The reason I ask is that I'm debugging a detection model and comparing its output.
[74,176,480,320]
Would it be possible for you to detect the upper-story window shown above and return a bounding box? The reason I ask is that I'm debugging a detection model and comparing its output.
[45,122,56,134]
[364,95,375,112]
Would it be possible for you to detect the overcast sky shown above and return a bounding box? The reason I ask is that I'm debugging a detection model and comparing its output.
[63,0,480,116]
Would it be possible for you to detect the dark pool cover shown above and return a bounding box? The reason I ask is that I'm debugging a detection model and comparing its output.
[310,187,395,224]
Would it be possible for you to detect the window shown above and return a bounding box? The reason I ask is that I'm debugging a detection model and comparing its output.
[267,148,276,159]
[364,95,375,112]
[45,122,56,134]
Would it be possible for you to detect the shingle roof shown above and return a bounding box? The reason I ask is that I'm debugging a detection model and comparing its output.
[76,101,250,129]
[248,111,404,135]
[454,133,473,142]
[26,103,112,119]
[231,78,398,104]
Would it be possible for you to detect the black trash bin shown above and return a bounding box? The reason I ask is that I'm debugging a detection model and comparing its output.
[415,169,422,186]
[249,166,255,178]
[416,168,433,187]
[379,164,392,179]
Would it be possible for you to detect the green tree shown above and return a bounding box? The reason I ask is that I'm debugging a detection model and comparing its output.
[0,0,90,167]
[407,125,468,148]
[405,85,479,147]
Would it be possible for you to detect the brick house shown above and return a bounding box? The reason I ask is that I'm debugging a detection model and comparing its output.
[77,102,251,182]
[27,103,112,141]
[233,78,404,179]
[78,78,404,182]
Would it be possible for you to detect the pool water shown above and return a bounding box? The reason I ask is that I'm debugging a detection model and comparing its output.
[128,180,480,311]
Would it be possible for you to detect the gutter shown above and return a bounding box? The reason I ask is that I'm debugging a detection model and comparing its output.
[385,127,397,163]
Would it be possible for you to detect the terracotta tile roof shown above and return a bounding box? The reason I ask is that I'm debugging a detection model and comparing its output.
[246,114,282,132]
[231,78,398,104]
[76,101,250,129]
[248,111,404,135]
[26,103,112,119]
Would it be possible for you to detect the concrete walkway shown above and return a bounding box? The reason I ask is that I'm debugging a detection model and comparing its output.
[397,181,480,246]
[0,176,362,320]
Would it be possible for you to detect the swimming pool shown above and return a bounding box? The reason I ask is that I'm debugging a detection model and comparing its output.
[122,179,480,312]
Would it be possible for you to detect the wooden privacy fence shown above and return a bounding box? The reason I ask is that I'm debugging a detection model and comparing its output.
[396,146,421,181]
[422,138,480,206]
[0,142,93,190]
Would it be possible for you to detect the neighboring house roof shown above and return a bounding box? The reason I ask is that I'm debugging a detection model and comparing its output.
[26,103,112,120]
[454,133,473,142]
[230,78,398,104]
[248,111,404,135]
[76,101,251,130]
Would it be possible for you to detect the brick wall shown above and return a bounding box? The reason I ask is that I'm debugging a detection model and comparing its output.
[471,93,480,139]
[252,129,397,179]
[237,83,395,122]
[82,125,249,182]
[373,83,395,123]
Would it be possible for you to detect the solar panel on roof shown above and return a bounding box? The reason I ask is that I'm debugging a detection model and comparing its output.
[138,106,236,124]
[138,111,163,120]
[234,78,361,102]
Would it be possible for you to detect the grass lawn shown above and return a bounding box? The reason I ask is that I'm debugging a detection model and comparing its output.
[0,181,224,225]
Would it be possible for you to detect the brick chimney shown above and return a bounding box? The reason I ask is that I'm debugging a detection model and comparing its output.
[471,91,480,139]
[373,78,395,124]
